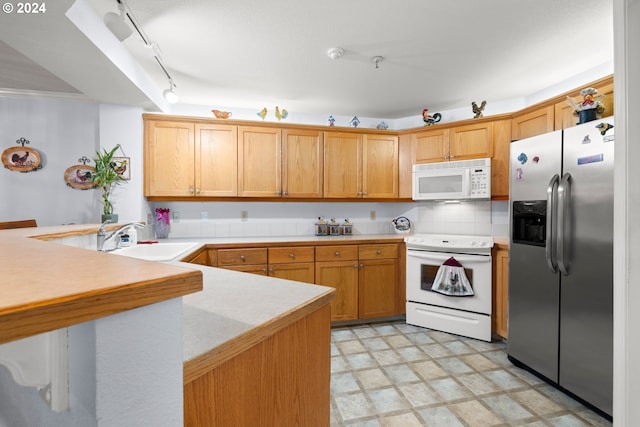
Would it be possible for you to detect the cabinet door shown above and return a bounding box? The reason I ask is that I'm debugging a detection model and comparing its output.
[362,134,398,198]
[512,106,554,140]
[144,120,195,197]
[315,260,359,321]
[323,132,361,198]
[358,259,398,318]
[449,122,493,161]
[491,119,512,199]
[282,129,323,198]
[554,80,614,130]
[269,263,315,284]
[238,126,282,197]
[492,248,509,338]
[196,124,238,197]
[398,134,413,199]
[413,128,449,163]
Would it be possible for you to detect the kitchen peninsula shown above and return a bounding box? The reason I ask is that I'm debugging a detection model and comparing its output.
[0,225,335,427]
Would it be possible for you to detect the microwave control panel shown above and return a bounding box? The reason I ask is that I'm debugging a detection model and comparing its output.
[470,168,490,197]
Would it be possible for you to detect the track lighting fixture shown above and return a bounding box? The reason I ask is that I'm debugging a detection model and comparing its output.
[104,1,133,41]
[163,79,178,104]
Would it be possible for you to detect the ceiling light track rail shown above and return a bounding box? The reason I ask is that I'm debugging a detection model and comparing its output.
[107,0,178,103]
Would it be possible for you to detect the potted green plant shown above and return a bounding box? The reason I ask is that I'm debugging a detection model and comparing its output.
[91,144,126,223]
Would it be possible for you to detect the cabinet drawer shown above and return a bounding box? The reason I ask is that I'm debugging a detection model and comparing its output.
[268,246,315,264]
[315,245,358,261]
[359,244,398,260]
[218,248,267,266]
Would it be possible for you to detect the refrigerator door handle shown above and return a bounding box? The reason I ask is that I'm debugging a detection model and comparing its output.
[546,174,560,273]
[557,173,572,275]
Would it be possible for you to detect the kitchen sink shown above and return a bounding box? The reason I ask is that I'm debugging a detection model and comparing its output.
[110,242,201,262]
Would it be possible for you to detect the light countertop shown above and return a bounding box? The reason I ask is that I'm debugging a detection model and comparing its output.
[177,262,334,382]
[0,225,202,345]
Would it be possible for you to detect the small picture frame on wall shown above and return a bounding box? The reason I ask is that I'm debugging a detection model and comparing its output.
[112,157,130,180]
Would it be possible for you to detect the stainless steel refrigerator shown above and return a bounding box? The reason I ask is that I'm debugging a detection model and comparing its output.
[508,117,615,418]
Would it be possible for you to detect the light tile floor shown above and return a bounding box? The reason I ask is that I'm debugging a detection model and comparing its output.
[330,321,613,427]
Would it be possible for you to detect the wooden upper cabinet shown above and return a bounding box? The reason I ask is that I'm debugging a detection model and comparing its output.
[512,105,554,141]
[144,120,195,197]
[398,134,412,199]
[554,79,614,130]
[449,122,493,161]
[323,132,362,198]
[196,124,238,197]
[413,127,449,163]
[282,129,324,198]
[238,126,282,197]
[324,131,398,198]
[362,134,398,198]
[491,119,512,199]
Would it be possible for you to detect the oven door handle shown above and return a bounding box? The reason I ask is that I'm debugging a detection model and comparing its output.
[406,251,491,264]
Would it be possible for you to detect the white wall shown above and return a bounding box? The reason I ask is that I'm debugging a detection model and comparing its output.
[0,298,183,427]
[0,97,99,225]
[613,0,639,424]
[0,97,149,226]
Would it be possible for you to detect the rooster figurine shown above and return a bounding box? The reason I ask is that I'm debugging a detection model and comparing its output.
[472,101,486,118]
[275,106,288,121]
[257,107,267,120]
[422,109,442,126]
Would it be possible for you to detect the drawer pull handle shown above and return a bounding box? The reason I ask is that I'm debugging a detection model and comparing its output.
[335,251,341,256]
[262,268,268,273]
[289,253,295,258]
[240,255,246,261]
[353,264,359,268]
[376,250,382,254]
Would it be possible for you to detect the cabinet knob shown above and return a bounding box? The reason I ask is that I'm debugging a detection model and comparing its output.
[240,255,246,261]
[276,190,282,195]
[335,251,341,256]
[262,267,268,273]
[269,268,274,273]
[449,154,455,159]
[189,186,194,194]
[353,264,359,268]
[283,191,288,196]
[376,250,382,254]
[362,192,368,196]
[289,253,295,258]
[359,263,364,268]
[196,188,201,194]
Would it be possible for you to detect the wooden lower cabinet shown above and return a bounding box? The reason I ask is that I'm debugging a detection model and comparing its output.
[184,303,331,427]
[358,259,398,318]
[492,246,509,338]
[315,250,360,321]
[193,241,403,322]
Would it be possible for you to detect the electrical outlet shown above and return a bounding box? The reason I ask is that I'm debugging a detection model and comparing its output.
[172,212,180,223]
[370,210,376,221]
[240,210,248,221]
[200,211,208,222]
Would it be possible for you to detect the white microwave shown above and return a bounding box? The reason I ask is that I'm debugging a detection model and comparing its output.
[412,158,491,200]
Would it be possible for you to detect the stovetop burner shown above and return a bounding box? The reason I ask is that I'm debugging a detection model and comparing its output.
[405,233,493,255]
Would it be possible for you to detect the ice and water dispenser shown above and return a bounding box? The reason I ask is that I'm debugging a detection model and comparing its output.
[512,201,547,246]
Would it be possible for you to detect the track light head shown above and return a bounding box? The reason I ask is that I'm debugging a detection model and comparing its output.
[104,2,133,41]
[163,80,178,104]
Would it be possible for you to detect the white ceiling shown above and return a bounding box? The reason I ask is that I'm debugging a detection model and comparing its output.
[0,0,614,119]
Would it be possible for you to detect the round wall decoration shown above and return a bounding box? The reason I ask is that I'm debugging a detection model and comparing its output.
[2,138,42,172]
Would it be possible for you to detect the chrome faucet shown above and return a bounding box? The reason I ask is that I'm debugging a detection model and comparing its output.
[97,220,145,252]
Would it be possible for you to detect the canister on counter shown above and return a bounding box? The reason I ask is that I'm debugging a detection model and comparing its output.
[315,217,328,236]
[341,219,353,235]
[329,218,341,236]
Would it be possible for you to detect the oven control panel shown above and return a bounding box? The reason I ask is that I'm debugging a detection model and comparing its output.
[405,234,493,254]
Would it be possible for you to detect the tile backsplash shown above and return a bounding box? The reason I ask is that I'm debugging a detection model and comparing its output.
[414,200,508,237]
